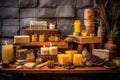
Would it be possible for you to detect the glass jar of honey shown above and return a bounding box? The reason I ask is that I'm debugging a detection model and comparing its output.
[39,34,45,42]
[31,33,37,42]
[26,50,35,62]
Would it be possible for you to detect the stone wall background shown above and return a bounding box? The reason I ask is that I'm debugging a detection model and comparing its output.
[0,0,120,59]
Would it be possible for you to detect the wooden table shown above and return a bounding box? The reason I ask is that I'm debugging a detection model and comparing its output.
[0,65,120,74]
[0,65,120,80]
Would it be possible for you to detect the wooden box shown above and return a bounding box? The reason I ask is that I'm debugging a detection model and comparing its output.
[79,36,101,44]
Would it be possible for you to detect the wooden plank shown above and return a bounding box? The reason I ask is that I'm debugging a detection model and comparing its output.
[14,41,68,49]
[24,29,60,35]
[0,66,119,74]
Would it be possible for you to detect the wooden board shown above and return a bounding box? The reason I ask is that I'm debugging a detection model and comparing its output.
[68,35,101,44]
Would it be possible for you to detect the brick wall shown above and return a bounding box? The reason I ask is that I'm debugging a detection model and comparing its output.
[0,0,97,38]
[0,0,120,58]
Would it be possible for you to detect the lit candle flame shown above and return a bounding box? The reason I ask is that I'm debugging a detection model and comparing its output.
[50,42,52,47]
[4,40,8,45]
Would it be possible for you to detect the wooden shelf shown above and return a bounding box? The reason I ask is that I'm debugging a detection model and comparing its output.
[0,65,120,74]
[14,41,68,49]
[24,29,60,35]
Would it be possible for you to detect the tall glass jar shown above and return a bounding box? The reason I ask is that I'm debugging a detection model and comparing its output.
[2,39,14,63]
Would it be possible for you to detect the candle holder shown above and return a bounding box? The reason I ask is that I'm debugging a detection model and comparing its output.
[81,30,87,36]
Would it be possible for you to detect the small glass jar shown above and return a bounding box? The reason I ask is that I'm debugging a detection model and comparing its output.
[31,33,37,42]
[26,50,35,62]
[39,34,45,42]
[49,23,55,30]
[81,30,87,36]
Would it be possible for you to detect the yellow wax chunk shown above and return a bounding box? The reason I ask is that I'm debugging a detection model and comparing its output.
[73,54,83,65]
[65,50,78,62]
[2,45,14,63]
[74,20,81,32]
[14,35,30,43]
[57,54,64,65]
[49,46,58,55]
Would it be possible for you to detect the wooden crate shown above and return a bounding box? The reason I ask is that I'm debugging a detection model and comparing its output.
[79,36,101,44]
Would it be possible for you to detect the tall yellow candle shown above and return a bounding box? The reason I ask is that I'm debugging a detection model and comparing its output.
[65,50,78,62]
[74,20,80,32]
[73,54,83,65]
[2,44,14,63]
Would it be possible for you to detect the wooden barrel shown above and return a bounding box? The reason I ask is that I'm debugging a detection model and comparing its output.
[84,20,95,34]
[84,8,95,34]
[84,8,95,20]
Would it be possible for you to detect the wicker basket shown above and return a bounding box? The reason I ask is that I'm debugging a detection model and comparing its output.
[38,55,57,62]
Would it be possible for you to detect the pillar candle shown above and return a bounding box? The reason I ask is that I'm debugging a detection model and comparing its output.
[65,50,78,62]
[57,54,64,65]
[2,44,14,63]
[49,46,58,55]
[73,54,83,65]
[31,33,37,42]
[63,54,71,64]
[41,47,49,55]
[74,20,81,32]
[49,23,55,30]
